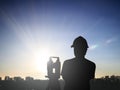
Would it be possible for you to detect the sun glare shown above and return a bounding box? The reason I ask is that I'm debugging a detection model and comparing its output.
[34,48,53,74]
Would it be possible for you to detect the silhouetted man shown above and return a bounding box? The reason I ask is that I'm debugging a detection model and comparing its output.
[61,36,96,90]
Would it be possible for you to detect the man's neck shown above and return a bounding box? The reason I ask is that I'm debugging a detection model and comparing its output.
[75,56,85,60]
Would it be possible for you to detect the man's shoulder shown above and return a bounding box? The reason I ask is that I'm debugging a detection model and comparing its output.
[64,58,75,64]
[85,59,96,67]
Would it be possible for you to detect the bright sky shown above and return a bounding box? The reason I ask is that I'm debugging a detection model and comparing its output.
[0,0,120,79]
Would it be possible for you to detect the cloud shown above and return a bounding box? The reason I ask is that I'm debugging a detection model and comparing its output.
[105,37,117,44]
[89,44,99,50]
[89,37,117,50]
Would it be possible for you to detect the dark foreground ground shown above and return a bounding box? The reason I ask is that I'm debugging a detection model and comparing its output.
[0,78,120,90]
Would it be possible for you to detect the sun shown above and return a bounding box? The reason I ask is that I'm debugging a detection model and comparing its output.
[34,48,53,74]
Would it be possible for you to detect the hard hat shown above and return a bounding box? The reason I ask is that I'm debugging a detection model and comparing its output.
[71,36,89,48]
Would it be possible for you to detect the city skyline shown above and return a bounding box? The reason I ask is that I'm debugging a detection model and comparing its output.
[0,75,120,90]
[0,0,120,79]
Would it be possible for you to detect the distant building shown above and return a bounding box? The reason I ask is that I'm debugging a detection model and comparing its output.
[25,76,34,81]
[14,76,24,81]
[4,76,11,81]
[116,76,120,80]
[104,76,109,80]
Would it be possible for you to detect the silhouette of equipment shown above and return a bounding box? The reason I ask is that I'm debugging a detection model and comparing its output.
[46,56,61,90]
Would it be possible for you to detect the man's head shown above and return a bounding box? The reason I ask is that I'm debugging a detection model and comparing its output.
[71,36,89,58]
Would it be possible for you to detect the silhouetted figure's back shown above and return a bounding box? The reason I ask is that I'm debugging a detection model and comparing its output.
[61,36,96,90]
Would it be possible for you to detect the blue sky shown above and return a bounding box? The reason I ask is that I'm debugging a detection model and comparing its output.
[0,0,120,79]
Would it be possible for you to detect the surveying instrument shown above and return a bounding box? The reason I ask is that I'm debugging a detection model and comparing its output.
[45,56,61,90]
